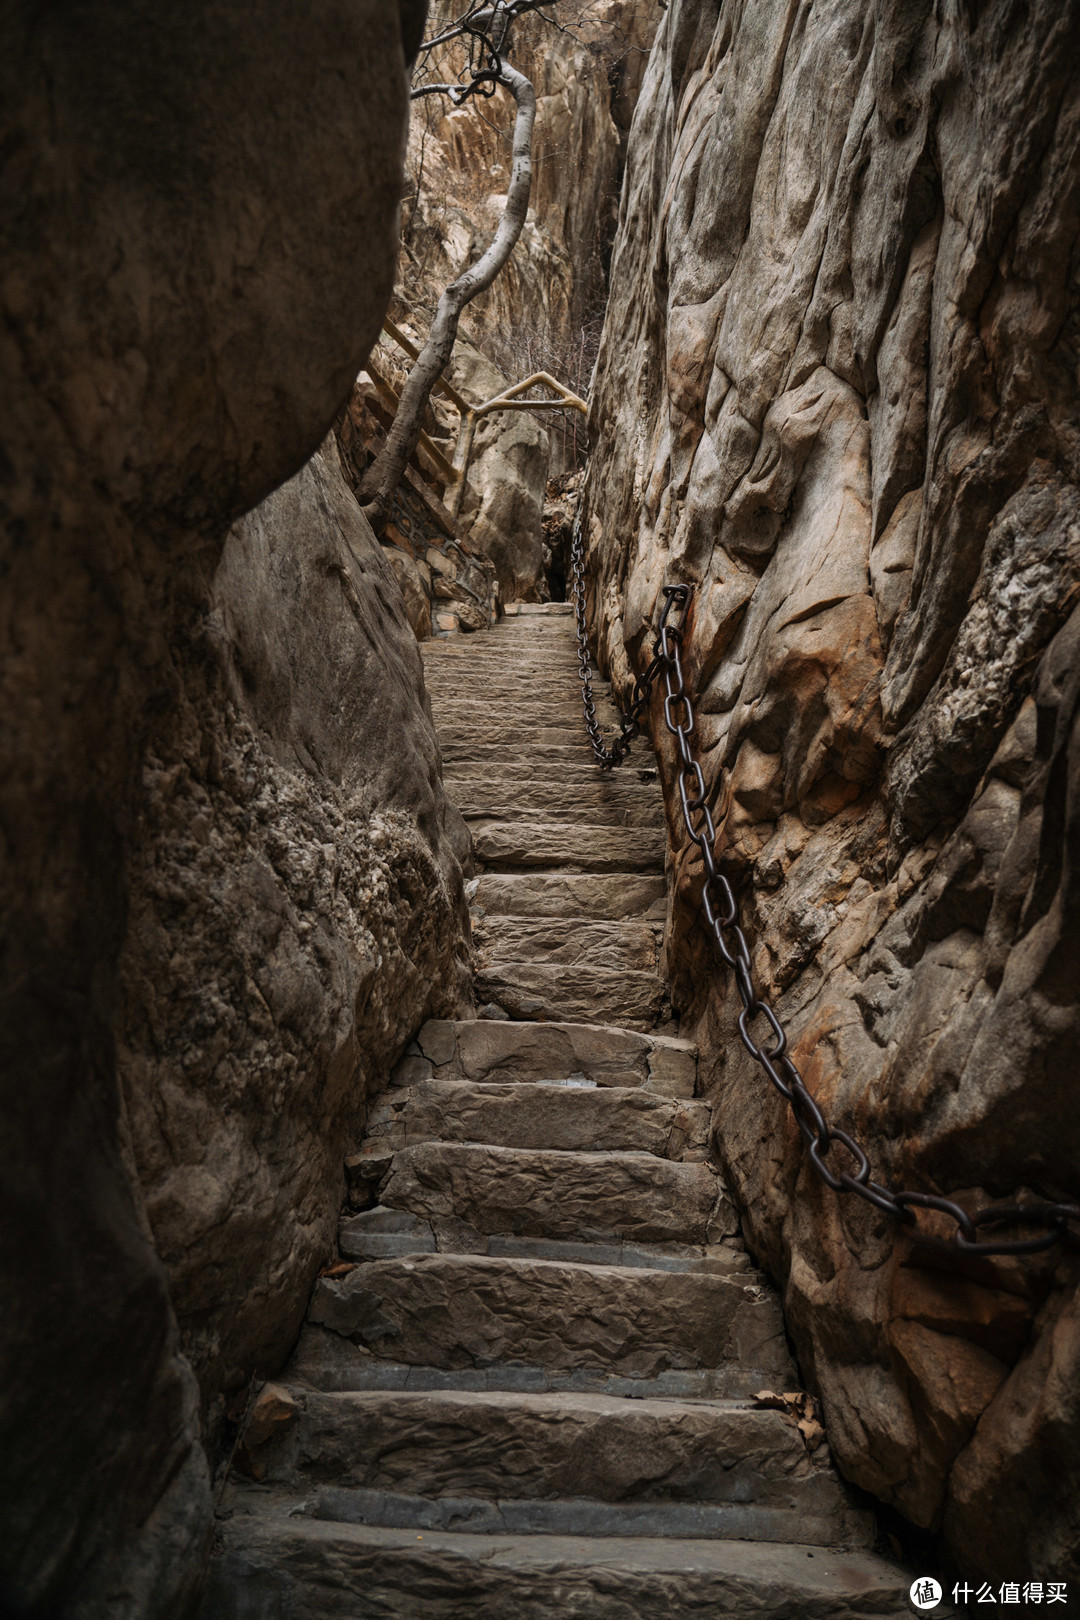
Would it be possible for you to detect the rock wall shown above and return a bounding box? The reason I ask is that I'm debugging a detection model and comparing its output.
[337,332,551,612]
[584,0,1080,1583]
[0,5,451,1616]
[365,2,660,613]
[402,2,655,367]
[118,445,471,1435]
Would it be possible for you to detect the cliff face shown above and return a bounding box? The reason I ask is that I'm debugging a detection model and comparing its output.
[0,6,466,1616]
[585,0,1080,1580]
[402,2,657,373]
[356,2,660,615]
[117,445,470,1433]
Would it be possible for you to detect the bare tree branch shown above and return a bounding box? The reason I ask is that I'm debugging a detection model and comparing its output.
[360,33,538,529]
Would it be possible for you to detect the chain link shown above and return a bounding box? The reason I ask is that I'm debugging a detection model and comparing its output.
[569,530,1080,1259]
[569,497,665,768]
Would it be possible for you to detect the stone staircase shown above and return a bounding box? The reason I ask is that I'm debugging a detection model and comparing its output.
[204,604,913,1618]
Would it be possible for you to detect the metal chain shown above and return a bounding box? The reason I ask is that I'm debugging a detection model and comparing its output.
[570,537,1080,1258]
[569,497,663,769]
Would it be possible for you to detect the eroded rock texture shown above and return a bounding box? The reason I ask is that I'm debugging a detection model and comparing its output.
[118,445,470,1432]
[584,0,1080,1581]
[0,5,441,1616]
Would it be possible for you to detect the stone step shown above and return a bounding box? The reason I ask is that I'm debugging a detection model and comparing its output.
[424,666,602,688]
[445,759,659,783]
[395,1079,708,1157]
[308,1253,793,1380]
[447,762,660,791]
[476,918,662,972]
[288,1326,777,1402]
[475,960,666,1029]
[461,798,664,828]
[427,696,611,724]
[435,713,618,741]
[306,1486,872,1550]
[472,872,666,920]
[408,1018,696,1096]
[242,1389,872,1549]
[378,1143,730,1245]
[470,821,667,874]
[439,740,601,765]
[338,1212,745,1273]
[453,780,664,828]
[423,645,581,663]
[202,1509,911,1619]
[433,703,615,732]
[426,625,575,650]
[427,671,590,692]
[439,725,591,749]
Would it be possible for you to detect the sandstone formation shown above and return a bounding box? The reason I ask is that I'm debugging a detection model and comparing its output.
[0,6,445,1616]
[402,3,657,376]
[345,2,662,622]
[118,444,471,1432]
[447,344,552,605]
[583,0,1080,1582]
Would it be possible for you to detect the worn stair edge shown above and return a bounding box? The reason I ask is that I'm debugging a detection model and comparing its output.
[377,1142,733,1247]
[409,1017,696,1096]
[461,802,665,828]
[383,1080,708,1158]
[474,963,667,1030]
[337,1223,743,1273]
[307,1487,873,1551]
[439,742,615,762]
[442,760,659,780]
[288,1328,797,1403]
[307,1253,796,1382]
[244,1388,872,1550]
[471,872,668,922]
[201,1510,914,1620]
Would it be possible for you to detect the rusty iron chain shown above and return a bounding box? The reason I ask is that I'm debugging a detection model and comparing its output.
[570,523,1079,1258]
[570,496,664,768]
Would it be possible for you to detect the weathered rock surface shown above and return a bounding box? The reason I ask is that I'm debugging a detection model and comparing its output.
[250,1387,864,1538]
[0,7,436,1614]
[398,1080,709,1157]
[411,1017,697,1095]
[118,445,471,1420]
[379,1142,727,1243]
[202,1514,912,1620]
[448,343,552,604]
[474,871,667,919]
[583,0,1080,1580]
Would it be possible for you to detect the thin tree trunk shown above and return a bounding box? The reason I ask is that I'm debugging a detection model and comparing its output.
[360,61,536,531]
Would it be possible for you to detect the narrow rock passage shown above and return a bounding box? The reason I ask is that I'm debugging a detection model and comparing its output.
[206,605,912,1617]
